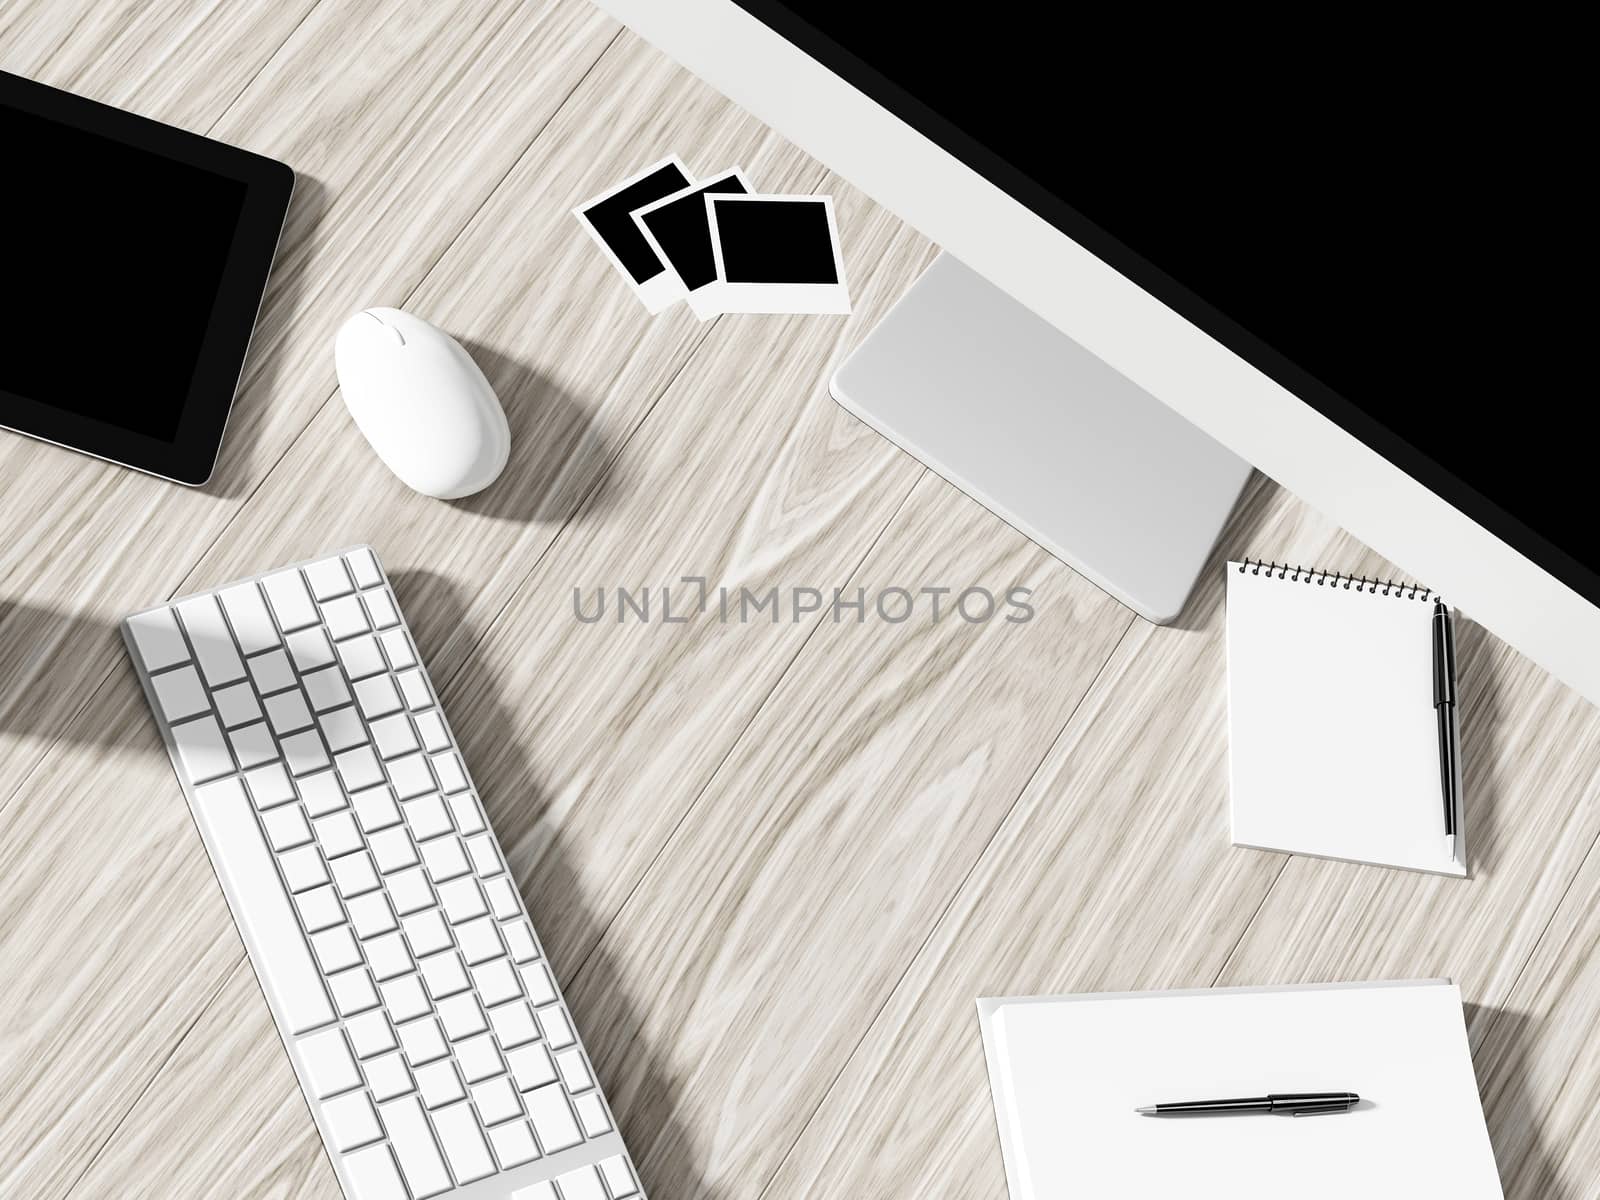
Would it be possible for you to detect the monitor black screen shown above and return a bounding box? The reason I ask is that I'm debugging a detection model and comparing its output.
[733,5,1591,605]
[3,103,247,442]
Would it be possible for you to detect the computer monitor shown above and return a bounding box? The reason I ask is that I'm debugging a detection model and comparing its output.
[596,1,1596,706]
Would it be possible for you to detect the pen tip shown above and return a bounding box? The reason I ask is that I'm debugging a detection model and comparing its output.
[1135,1106,1156,1115]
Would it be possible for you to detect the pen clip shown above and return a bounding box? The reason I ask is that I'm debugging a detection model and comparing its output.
[1290,1102,1357,1117]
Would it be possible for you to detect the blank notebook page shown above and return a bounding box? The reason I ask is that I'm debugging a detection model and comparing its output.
[983,981,1503,1199]
[1226,563,1463,874]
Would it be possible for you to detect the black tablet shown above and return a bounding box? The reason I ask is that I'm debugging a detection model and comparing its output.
[1,72,293,485]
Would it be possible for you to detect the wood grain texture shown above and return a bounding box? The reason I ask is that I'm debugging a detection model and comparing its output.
[3,4,1600,1199]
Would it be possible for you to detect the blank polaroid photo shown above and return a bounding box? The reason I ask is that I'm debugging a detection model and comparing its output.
[631,168,751,320]
[573,155,694,313]
[706,194,851,315]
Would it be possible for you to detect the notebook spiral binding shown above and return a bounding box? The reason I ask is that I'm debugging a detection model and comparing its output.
[1237,558,1433,600]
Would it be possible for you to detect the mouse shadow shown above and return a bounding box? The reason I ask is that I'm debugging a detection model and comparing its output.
[196,174,330,500]
[1454,617,1510,878]
[450,339,620,524]
[1467,1004,1566,1198]
[390,569,712,1197]
[1163,470,1279,633]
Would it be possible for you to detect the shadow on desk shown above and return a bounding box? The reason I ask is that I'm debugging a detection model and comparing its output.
[1468,1003,1567,1199]
[391,569,712,1197]
[0,599,121,747]
[1456,618,1512,877]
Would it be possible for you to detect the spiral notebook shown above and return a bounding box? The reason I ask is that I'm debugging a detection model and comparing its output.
[1226,560,1465,875]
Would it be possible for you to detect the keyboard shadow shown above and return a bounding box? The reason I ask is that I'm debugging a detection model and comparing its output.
[391,569,714,1197]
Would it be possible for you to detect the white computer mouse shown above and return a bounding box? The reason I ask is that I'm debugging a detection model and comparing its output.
[335,307,510,498]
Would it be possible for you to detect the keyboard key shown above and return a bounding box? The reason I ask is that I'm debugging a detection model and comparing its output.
[261,569,320,633]
[320,706,367,753]
[339,635,387,680]
[387,866,435,915]
[298,1027,361,1098]
[415,1059,465,1108]
[421,836,471,882]
[279,845,330,893]
[484,877,522,922]
[282,730,331,775]
[341,1142,407,1200]
[472,1075,522,1127]
[487,1119,539,1169]
[248,648,296,695]
[370,713,419,759]
[286,626,336,673]
[298,770,348,818]
[176,596,246,686]
[506,1043,557,1092]
[396,1016,450,1067]
[388,752,434,799]
[414,710,451,753]
[265,690,314,735]
[525,1083,583,1153]
[431,753,468,795]
[434,1099,497,1185]
[600,1154,640,1197]
[346,890,397,939]
[473,959,521,1008]
[331,851,381,898]
[403,793,452,841]
[322,594,370,641]
[556,1164,606,1200]
[172,716,234,783]
[396,669,432,710]
[380,973,431,1024]
[219,582,280,655]
[437,877,487,924]
[336,745,384,791]
[488,1001,539,1049]
[228,721,278,770]
[420,951,471,1000]
[555,1048,593,1093]
[503,923,539,964]
[353,784,403,832]
[464,833,502,877]
[245,762,296,810]
[536,1005,575,1050]
[369,827,419,874]
[514,1181,557,1200]
[364,588,400,630]
[403,909,453,958]
[346,1009,397,1059]
[437,993,487,1040]
[356,674,404,720]
[303,666,350,712]
[213,682,262,728]
[259,797,308,845]
[456,1032,503,1084]
[152,665,208,721]
[346,548,383,589]
[312,925,363,973]
[295,884,344,933]
[126,607,189,670]
[378,627,413,667]
[315,810,365,860]
[328,966,380,1016]
[323,1090,383,1152]
[376,1095,453,1198]
[445,791,485,835]
[520,962,557,1007]
[306,557,354,601]
[456,917,503,966]
[365,1050,414,1102]
[365,931,414,981]
[573,1093,611,1137]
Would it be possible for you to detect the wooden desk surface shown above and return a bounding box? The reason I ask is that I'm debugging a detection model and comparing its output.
[2,4,1598,1196]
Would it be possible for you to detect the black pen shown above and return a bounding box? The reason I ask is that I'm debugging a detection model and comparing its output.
[1433,600,1459,862]
[1136,1091,1360,1116]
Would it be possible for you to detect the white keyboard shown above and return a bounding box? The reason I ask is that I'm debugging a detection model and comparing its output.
[123,547,644,1200]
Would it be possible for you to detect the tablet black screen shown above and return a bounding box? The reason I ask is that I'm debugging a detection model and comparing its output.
[3,103,247,442]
